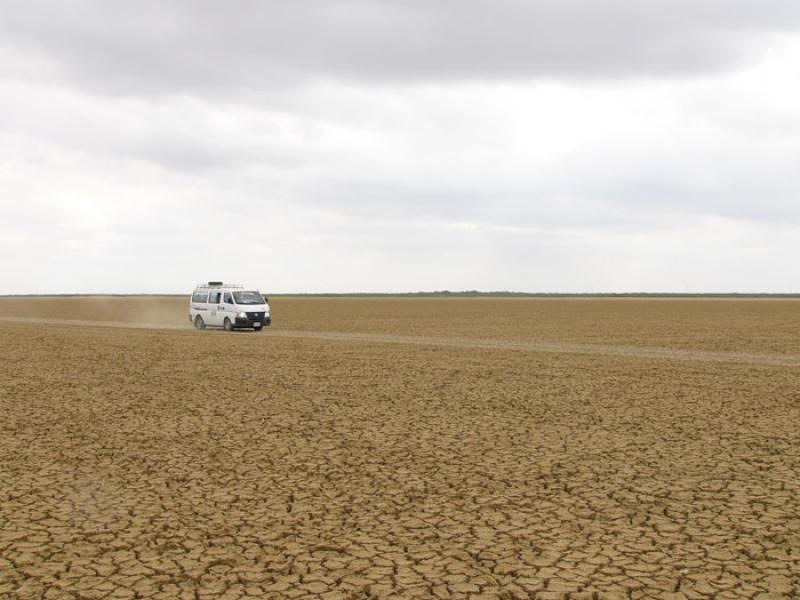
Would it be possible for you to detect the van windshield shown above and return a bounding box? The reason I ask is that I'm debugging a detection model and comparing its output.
[233,291,265,305]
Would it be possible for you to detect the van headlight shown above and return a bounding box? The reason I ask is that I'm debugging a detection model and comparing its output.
[237,312,247,319]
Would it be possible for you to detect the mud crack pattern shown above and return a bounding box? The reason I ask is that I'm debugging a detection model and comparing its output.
[1,298,799,599]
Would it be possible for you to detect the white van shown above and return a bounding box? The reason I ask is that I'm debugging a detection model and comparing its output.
[189,282,271,331]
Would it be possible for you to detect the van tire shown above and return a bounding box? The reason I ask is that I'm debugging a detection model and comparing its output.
[223,318,233,332]
[194,316,206,330]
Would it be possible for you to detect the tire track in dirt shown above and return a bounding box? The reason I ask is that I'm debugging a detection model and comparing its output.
[2,315,800,367]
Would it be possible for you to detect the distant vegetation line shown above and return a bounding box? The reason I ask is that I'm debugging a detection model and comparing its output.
[3,292,800,298]
[271,291,800,298]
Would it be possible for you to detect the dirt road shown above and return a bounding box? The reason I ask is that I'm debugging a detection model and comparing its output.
[2,315,800,367]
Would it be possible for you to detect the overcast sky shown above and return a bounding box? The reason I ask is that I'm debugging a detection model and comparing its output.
[2,0,799,294]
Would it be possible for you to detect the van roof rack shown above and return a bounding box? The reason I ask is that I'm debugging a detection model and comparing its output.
[195,282,244,290]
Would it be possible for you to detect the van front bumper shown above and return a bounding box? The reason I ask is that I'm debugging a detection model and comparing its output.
[234,316,271,328]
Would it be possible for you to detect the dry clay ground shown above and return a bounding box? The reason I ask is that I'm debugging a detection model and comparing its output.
[1,297,799,600]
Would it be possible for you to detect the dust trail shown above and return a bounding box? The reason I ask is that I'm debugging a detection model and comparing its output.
[2,316,799,367]
[0,316,189,330]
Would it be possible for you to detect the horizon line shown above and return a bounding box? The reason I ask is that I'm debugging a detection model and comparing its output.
[2,291,800,299]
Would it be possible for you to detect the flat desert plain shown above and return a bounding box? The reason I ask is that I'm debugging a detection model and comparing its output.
[1,297,799,600]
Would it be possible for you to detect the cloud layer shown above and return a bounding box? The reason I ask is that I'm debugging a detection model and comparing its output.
[1,1,799,293]
[5,0,800,89]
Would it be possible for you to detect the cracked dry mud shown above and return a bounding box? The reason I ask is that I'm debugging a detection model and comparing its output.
[1,298,799,599]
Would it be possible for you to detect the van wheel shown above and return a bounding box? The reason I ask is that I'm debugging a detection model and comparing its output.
[194,316,206,330]
[223,318,233,332]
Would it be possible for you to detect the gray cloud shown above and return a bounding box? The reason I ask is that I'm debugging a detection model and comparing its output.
[2,0,800,96]
[2,1,800,293]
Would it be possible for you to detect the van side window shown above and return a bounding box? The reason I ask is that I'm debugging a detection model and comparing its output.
[209,292,221,304]
[224,292,234,304]
[192,292,207,303]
